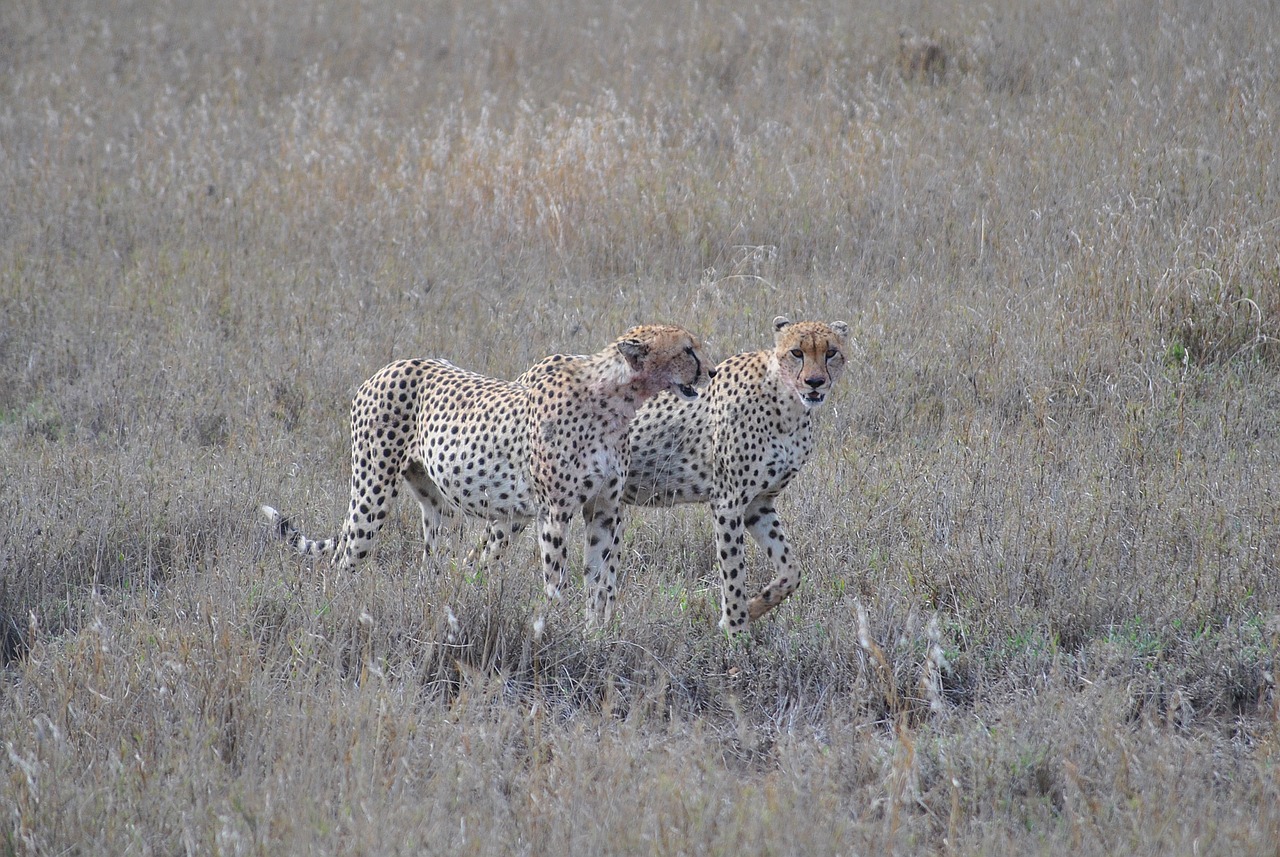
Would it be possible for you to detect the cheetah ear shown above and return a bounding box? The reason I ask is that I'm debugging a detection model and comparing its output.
[830,321,850,338]
[773,316,793,345]
[617,338,649,370]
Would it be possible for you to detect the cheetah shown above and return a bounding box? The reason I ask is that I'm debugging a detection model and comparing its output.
[623,316,850,632]
[261,325,714,625]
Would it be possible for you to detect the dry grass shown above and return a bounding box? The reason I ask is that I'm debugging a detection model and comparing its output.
[3,0,1280,852]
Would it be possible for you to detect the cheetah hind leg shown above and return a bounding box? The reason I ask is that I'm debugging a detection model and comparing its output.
[463,518,527,569]
[402,461,451,569]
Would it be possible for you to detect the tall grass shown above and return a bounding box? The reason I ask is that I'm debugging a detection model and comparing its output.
[2,0,1279,852]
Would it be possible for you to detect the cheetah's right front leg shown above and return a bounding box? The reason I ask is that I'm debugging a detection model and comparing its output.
[712,496,752,631]
[581,490,623,628]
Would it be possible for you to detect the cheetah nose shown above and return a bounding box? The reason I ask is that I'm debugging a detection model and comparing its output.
[805,377,825,389]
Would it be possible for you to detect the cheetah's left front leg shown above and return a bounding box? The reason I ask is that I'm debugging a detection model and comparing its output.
[742,494,800,620]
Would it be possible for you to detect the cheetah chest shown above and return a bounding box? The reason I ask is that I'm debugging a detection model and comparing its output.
[736,418,814,495]
[763,431,813,488]
[528,405,630,505]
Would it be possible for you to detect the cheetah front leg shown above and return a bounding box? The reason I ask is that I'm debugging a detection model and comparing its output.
[537,505,574,604]
[581,490,623,627]
[742,495,799,620]
[712,496,753,632]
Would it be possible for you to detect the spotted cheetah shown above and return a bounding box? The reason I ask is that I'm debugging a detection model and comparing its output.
[261,325,714,625]
[623,316,849,631]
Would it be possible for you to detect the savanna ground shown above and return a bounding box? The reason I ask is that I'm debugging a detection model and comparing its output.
[3,0,1280,852]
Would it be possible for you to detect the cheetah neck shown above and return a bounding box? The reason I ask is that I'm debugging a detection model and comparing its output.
[582,350,655,417]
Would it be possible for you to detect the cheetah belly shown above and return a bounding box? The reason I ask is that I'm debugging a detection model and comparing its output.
[418,434,537,519]
[623,438,714,507]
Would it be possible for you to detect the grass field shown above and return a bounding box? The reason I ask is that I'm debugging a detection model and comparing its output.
[3,0,1280,852]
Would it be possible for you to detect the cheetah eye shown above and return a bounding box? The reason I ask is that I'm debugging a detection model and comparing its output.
[826,348,838,359]
[790,348,804,359]
[684,346,696,356]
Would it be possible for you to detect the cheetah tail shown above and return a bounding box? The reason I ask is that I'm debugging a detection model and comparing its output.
[259,505,336,559]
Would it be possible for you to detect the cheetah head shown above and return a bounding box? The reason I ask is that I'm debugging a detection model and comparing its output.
[616,325,716,401]
[772,316,850,409]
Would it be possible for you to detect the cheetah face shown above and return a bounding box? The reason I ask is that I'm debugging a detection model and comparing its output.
[772,316,850,409]
[616,325,716,400]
